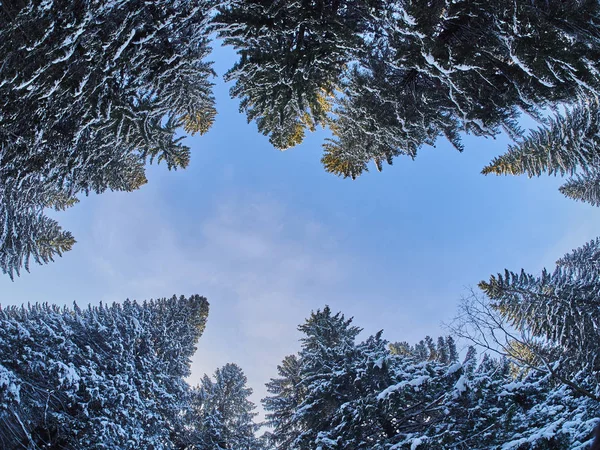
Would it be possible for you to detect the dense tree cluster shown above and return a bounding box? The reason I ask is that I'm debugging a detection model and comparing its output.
[0,295,262,450]
[0,0,216,277]
[1,267,600,449]
[263,304,599,449]
[4,0,600,275]
[3,0,600,445]
[216,0,600,178]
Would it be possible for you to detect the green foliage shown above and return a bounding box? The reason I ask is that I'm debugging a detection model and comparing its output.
[0,0,216,277]
[480,238,600,397]
[559,170,600,206]
[184,363,262,450]
[265,306,600,449]
[218,0,600,176]
[483,99,600,205]
[0,202,75,280]
[0,295,210,449]
[215,0,384,150]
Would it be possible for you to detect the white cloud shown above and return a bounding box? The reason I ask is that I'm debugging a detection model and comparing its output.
[76,190,353,418]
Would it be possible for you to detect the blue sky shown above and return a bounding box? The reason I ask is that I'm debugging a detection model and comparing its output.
[2,44,600,415]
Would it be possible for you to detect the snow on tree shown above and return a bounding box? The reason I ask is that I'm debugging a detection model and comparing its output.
[264,306,365,449]
[184,363,262,450]
[0,294,209,449]
[0,201,75,280]
[262,354,304,450]
[0,0,216,277]
[214,0,386,150]
[483,98,600,206]
[265,306,600,449]
[216,0,600,177]
[263,308,458,449]
[479,238,600,399]
[497,370,599,450]
[325,0,600,177]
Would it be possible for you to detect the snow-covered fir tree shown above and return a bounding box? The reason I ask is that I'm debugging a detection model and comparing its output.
[215,0,600,177]
[0,0,216,277]
[483,98,600,206]
[325,0,600,177]
[0,201,75,280]
[184,363,263,450]
[264,306,600,449]
[0,295,209,449]
[263,306,365,449]
[214,0,385,150]
[480,238,600,400]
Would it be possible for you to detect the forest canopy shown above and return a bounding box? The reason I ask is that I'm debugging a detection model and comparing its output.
[3,0,600,274]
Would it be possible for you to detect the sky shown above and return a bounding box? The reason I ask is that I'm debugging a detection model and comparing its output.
[3,44,600,418]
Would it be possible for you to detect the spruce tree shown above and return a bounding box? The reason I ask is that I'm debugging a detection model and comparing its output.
[483,99,600,206]
[264,306,380,449]
[325,0,600,176]
[0,0,216,277]
[217,0,600,176]
[185,363,261,450]
[292,306,363,449]
[0,294,209,449]
[480,238,600,400]
[0,202,75,280]
[262,355,304,450]
[264,306,600,449]
[214,0,385,150]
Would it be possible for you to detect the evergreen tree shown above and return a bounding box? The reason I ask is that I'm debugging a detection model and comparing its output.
[559,169,600,207]
[214,0,385,150]
[265,308,484,449]
[0,0,216,277]
[326,0,600,177]
[479,238,600,399]
[217,0,600,176]
[483,98,600,206]
[311,331,398,450]
[263,306,396,449]
[262,355,304,450]
[264,306,600,449]
[185,363,261,450]
[289,306,363,448]
[497,369,599,449]
[0,294,209,449]
[0,202,75,280]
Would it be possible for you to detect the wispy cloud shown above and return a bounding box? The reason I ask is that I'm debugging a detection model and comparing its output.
[79,190,352,416]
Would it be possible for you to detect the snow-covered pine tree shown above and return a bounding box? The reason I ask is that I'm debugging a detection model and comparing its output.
[311,331,398,450]
[263,306,367,449]
[0,0,216,277]
[483,98,600,206]
[264,305,600,449]
[184,363,261,450]
[322,51,462,178]
[480,238,600,402]
[0,294,209,449]
[262,355,304,450]
[214,0,385,150]
[326,0,600,177]
[0,200,75,280]
[369,337,470,449]
[371,338,596,449]
[264,308,514,449]
[496,369,600,450]
[215,0,600,176]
